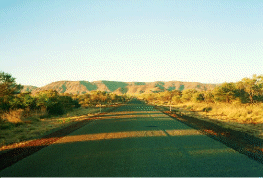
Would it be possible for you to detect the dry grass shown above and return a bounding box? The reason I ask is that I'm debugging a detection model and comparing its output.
[169,102,263,123]
[1,109,25,123]
[1,109,46,123]
[153,102,263,139]
[0,106,114,149]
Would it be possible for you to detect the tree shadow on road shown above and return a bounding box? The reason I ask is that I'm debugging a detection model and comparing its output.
[1,106,263,176]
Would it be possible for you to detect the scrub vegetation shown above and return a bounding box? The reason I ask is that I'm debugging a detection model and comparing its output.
[2,70,263,147]
[0,71,131,148]
[139,74,263,138]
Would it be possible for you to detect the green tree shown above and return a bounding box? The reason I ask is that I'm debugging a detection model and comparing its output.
[9,96,23,109]
[235,81,250,103]
[109,93,118,104]
[240,74,263,104]
[0,71,23,98]
[213,82,236,103]
[59,95,77,110]
[159,90,181,110]
[78,94,91,107]
[35,90,64,115]
[181,89,198,102]
[0,95,12,111]
[0,72,23,111]
[145,94,156,103]
[203,91,215,103]
[171,94,182,104]
[98,91,109,104]
[158,91,171,104]
[192,92,205,103]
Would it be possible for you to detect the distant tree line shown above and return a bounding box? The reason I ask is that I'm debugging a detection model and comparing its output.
[0,71,130,117]
[140,74,263,105]
[0,71,81,115]
[77,91,130,107]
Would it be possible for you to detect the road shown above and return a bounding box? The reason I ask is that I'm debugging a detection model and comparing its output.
[1,99,263,176]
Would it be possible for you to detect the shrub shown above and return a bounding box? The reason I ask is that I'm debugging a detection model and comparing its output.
[202,107,212,112]
[2,109,25,123]
[0,96,11,111]
[46,101,65,115]
[187,106,193,110]
[35,90,66,116]
[192,93,205,103]
[182,89,197,102]
[172,95,181,104]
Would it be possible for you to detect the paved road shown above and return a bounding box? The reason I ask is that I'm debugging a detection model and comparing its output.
[1,99,263,176]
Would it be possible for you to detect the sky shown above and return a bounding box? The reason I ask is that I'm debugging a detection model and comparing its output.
[0,0,262,87]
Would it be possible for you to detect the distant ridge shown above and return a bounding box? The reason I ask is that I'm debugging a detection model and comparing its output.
[23,80,217,95]
[21,85,38,93]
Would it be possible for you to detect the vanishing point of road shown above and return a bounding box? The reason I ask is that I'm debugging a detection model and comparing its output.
[1,99,263,177]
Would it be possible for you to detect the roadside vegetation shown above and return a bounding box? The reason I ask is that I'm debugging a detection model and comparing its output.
[138,74,263,138]
[0,71,131,148]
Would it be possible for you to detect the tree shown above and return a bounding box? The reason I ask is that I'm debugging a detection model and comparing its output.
[59,95,76,110]
[171,94,182,104]
[22,93,37,110]
[0,71,23,98]
[0,72,23,111]
[192,92,205,103]
[109,93,118,104]
[145,94,156,103]
[213,82,236,103]
[9,96,23,109]
[35,90,64,115]
[240,74,263,104]
[159,90,181,111]
[203,91,215,103]
[78,94,91,107]
[235,81,250,103]
[0,95,11,111]
[181,89,198,102]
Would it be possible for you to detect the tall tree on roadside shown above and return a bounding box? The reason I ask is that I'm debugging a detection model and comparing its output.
[213,82,236,103]
[0,71,23,110]
[0,71,23,98]
[192,92,205,103]
[160,90,181,111]
[181,89,198,102]
[241,74,263,104]
[203,90,214,103]
[235,81,250,103]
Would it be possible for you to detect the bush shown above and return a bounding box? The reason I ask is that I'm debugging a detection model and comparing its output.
[35,90,76,116]
[0,96,11,111]
[182,89,197,102]
[47,102,65,115]
[1,109,25,123]
[187,106,193,110]
[202,107,212,112]
[172,95,181,104]
[192,93,205,103]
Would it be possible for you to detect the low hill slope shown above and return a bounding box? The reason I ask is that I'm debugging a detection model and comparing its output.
[21,85,38,93]
[28,80,216,95]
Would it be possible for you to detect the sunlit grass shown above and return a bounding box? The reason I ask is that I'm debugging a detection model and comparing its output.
[151,101,263,139]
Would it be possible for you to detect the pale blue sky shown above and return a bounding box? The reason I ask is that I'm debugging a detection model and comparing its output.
[1,0,262,87]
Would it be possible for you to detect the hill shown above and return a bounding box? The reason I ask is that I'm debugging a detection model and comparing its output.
[26,80,216,95]
[21,85,38,93]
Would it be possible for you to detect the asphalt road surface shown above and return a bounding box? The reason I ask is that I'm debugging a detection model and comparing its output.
[1,99,263,177]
